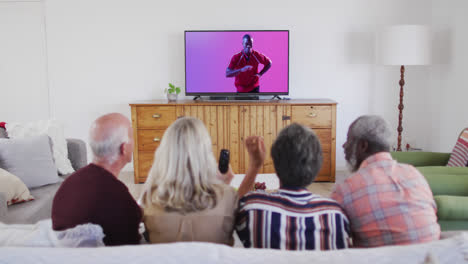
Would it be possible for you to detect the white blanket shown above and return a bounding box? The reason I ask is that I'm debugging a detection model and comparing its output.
[0,219,104,248]
[0,232,467,264]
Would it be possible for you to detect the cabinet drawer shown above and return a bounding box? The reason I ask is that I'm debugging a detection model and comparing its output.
[138,151,155,182]
[137,106,176,129]
[292,106,332,128]
[138,130,165,151]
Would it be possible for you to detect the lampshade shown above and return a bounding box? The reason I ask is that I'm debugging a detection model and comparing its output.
[378,25,431,65]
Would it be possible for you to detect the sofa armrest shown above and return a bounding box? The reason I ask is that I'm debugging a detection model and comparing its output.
[0,127,7,138]
[67,138,87,171]
[0,192,7,219]
[391,151,451,167]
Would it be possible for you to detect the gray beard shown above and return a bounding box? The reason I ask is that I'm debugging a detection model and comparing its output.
[346,143,359,173]
[345,161,355,173]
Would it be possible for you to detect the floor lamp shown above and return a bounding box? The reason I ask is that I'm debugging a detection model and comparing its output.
[378,25,431,151]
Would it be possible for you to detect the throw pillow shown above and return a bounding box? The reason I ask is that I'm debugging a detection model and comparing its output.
[0,134,62,188]
[447,128,468,167]
[5,120,74,175]
[0,168,34,205]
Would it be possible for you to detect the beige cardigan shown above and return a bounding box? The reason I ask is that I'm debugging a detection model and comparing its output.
[143,185,238,246]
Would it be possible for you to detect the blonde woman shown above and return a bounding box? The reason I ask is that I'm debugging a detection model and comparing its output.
[140,117,264,245]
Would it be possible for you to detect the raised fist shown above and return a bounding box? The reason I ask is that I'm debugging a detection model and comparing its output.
[245,136,266,168]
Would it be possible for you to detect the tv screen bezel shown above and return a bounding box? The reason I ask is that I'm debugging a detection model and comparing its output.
[184,30,290,97]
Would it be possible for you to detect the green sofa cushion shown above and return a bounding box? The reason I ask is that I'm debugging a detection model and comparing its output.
[435,195,468,220]
[417,168,468,196]
[417,166,468,175]
[390,151,468,231]
[438,220,468,231]
[391,152,450,166]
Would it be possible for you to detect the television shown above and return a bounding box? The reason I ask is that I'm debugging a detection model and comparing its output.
[185,30,289,99]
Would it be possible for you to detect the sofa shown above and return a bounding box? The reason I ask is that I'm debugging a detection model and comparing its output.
[0,232,466,264]
[391,151,468,231]
[1,215,466,264]
[0,127,87,224]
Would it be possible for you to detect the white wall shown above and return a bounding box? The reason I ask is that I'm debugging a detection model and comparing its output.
[423,0,468,152]
[1,0,435,171]
[0,0,49,122]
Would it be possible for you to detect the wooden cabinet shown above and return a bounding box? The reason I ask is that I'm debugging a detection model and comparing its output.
[130,99,337,183]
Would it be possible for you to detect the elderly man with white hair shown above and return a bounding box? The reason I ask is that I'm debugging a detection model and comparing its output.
[331,115,440,248]
[52,113,142,246]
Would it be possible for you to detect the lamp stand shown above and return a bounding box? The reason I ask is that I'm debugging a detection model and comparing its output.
[397,65,405,151]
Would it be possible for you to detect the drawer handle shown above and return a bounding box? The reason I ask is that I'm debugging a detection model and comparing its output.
[153,138,161,142]
[152,114,161,118]
[308,112,317,118]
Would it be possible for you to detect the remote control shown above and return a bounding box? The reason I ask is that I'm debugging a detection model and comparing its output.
[218,149,230,174]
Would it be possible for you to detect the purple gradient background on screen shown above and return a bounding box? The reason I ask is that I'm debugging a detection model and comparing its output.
[185,31,288,94]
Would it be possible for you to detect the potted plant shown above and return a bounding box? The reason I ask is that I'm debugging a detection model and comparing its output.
[164,83,181,101]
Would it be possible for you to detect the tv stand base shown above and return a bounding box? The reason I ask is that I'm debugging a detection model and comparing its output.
[208,96,228,100]
[232,96,259,100]
[271,95,282,100]
[207,96,260,101]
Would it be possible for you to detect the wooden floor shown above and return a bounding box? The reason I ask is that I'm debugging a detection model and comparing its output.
[119,171,347,200]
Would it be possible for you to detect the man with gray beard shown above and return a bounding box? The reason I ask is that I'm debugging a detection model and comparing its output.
[331,115,440,247]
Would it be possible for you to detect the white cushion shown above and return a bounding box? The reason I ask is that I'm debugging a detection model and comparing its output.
[0,135,61,188]
[0,168,34,205]
[6,120,74,175]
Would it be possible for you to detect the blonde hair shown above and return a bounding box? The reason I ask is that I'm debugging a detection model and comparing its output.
[140,117,220,213]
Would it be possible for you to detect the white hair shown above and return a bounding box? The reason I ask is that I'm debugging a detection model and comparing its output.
[140,117,220,213]
[89,123,129,164]
[350,115,392,151]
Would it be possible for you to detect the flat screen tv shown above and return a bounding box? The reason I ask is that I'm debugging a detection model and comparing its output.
[185,30,289,98]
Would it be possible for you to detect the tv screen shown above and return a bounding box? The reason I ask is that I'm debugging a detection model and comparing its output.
[185,30,289,96]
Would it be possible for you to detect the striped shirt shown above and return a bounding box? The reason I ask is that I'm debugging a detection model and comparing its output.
[235,188,351,250]
[331,152,441,247]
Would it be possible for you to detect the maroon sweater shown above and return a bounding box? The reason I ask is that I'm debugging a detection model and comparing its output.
[52,164,142,246]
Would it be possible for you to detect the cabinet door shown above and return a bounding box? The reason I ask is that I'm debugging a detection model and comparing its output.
[138,151,154,183]
[291,105,334,181]
[176,105,240,174]
[239,105,291,174]
[313,128,332,153]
